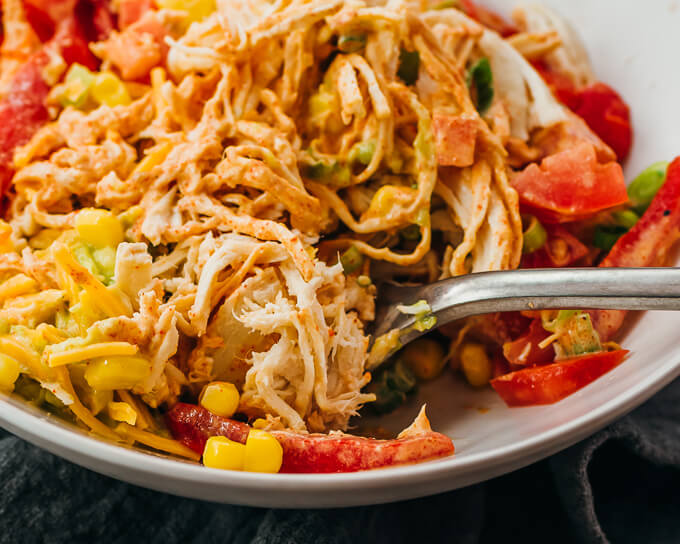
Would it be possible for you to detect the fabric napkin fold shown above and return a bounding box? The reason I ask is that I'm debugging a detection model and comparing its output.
[2,379,680,544]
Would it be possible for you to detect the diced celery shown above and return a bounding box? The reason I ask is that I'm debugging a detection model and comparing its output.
[340,246,364,275]
[522,215,547,254]
[59,63,95,109]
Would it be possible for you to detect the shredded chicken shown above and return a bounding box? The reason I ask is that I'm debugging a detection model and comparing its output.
[0,0,607,437]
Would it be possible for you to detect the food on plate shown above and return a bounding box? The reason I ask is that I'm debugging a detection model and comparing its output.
[0,0,674,473]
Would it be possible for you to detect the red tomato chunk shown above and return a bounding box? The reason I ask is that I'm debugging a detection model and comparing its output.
[511,142,627,223]
[491,350,628,407]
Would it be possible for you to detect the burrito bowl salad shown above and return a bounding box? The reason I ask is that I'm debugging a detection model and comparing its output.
[0,0,677,474]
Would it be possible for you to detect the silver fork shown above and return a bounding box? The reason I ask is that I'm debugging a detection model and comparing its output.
[370,267,680,367]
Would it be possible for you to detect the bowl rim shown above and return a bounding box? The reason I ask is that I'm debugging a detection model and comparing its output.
[0,342,677,506]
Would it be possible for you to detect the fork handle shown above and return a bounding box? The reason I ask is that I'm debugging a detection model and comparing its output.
[373,267,680,344]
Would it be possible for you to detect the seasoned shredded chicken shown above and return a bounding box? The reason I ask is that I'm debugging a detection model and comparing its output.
[0,0,611,440]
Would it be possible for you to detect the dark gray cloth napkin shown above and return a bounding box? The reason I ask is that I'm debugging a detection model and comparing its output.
[2,379,680,544]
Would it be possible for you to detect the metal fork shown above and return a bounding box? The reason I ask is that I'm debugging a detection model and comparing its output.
[369,267,680,367]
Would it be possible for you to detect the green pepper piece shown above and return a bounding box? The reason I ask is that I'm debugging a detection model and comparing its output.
[340,245,364,275]
[434,0,458,8]
[612,209,639,229]
[593,224,628,252]
[467,57,494,115]
[522,215,547,254]
[628,161,669,214]
[397,49,420,86]
[338,34,367,53]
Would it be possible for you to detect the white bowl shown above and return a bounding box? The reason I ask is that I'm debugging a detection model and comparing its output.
[2,0,680,508]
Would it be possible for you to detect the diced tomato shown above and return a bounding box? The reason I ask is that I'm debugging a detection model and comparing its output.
[84,0,116,41]
[0,52,50,202]
[532,60,577,107]
[569,83,632,162]
[166,403,250,454]
[591,156,680,340]
[491,353,510,379]
[22,0,61,41]
[100,11,168,80]
[511,142,628,223]
[502,318,554,367]
[101,27,161,80]
[534,109,617,165]
[533,62,633,163]
[22,0,99,68]
[460,0,517,37]
[491,349,628,407]
[22,0,78,39]
[271,429,455,474]
[118,0,154,29]
[521,224,589,268]
[166,403,455,473]
[432,112,477,167]
[52,15,98,69]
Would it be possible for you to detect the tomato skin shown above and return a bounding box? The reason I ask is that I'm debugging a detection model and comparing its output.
[511,142,628,223]
[52,15,98,69]
[591,156,680,340]
[569,83,632,162]
[533,63,633,163]
[0,52,50,202]
[502,319,554,367]
[491,350,628,407]
[166,403,455,472]
[118,0,155,29]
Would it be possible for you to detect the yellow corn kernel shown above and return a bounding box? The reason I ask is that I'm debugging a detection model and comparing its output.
[460,343,492,387]
[155,0,216,23]
[84,355,151,391]
[251,418,268,430]
[0,220,13,253]
[364,185,417,219]
[203,436,246,471]
[243,429,283,473]
[134,141,172,174]
[0,353,21,392]
[199,381,240,418]
[402,338,446,381]
[108,401,137,425]
[91,72,131,107]
[0,274,37,302]
[75,208,124,248]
